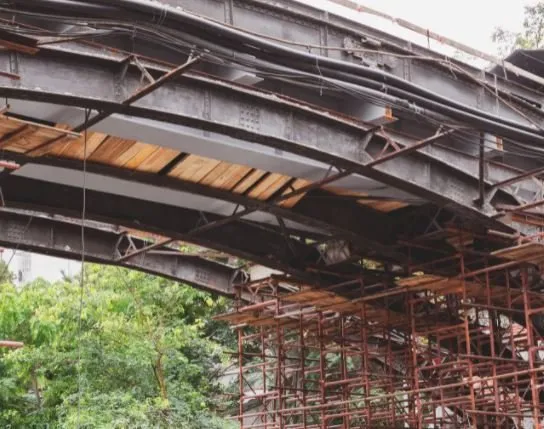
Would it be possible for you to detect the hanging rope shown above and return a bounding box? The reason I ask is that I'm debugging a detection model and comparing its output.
[76,108,89,427]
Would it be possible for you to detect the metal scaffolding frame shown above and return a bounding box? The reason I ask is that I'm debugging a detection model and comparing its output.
[218,234,544,428]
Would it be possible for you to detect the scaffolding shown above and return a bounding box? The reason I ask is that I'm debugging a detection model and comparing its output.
[218,239,544,428]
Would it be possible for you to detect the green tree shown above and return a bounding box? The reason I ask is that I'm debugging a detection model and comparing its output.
[493,3,544,55]
[0,265,236,428]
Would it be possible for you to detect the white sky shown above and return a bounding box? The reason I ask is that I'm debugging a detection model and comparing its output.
[297,0,532,59]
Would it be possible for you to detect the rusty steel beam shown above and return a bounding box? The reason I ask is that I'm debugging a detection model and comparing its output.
[0,175,325,281]
[27,55,201,156]
[490,165,544,190]
[5,152,404,262]
[0,45,526,228]
[0,208,244,296]
[365,128,457,168]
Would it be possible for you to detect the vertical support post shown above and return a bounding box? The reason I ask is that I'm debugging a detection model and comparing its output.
[299,315,307,429]
[506,270,523,428]
[318,311,326,429]
[275,280,285,429]
[361,303,371,425]
[261,326,268,429]
[522,265,541,429]
[340,316,349,429]
[385,297,396,426]
[236,284,245,429]
[485,265,500,426]
[460,254,477,428]
[238,327,245,429]
[409,293,422,429]
[478,131,485,207]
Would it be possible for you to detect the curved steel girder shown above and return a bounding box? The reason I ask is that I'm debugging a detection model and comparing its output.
[7,0,544,124]
[6,153,406,262]
[0,45,522,230]
[1,175,327,282]
[0,209,243,296]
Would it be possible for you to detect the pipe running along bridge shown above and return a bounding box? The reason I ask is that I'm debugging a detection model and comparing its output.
[1,0,544,427]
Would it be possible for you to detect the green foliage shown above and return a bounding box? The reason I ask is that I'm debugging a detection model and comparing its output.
[0,265,237,428]
[493,3,544,55]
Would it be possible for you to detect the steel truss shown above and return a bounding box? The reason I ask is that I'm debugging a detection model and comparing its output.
[219,236,544,428]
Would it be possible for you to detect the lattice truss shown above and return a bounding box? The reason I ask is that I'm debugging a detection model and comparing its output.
[217,240,544,428]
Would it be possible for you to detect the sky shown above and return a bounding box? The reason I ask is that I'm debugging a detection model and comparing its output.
[297,0,532,60]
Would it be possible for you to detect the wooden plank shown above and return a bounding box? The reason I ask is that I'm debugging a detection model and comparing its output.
[136,147,180,173]
[279,178,312,208]
[396,274,444,289]
[53,132,109,159]
[48,137,77,157]
[0,116,23,135]
[88,136,136,164]
[219,165,254,190]
[326,187,368,198]
[492,242,544,265]
[0,116,78,155]
[248,173,290,200]
[199,162,232,186]
[233,169,266,194]
[168,154,221,182]
[200,162,253,190]
[359,199,409,212]
[214,311,260,324]
[0,115,80,138]
[258,175,291,200]
[212,164,253,190]
[10,127,68,153]
[123,144,160,169]
[114,141,158,168]
[0,125,38,151]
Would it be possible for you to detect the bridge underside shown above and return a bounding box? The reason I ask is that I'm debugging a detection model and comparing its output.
[0,0,544,427]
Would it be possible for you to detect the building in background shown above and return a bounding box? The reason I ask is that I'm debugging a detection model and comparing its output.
[0,249,80,286]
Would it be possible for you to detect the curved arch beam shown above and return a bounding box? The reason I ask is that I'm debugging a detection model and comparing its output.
[1,174,324,282]
[0,45,522,229]
[6,152,405,261]
[0,209,244,296]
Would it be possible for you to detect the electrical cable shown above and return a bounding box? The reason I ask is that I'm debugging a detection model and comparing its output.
[3,0,543,145]
[4,1,544,168]
[3,0,543,140]
[27,0,544,134]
